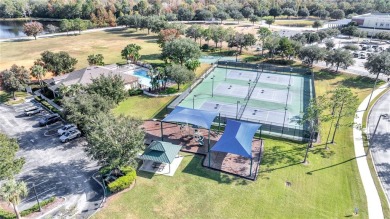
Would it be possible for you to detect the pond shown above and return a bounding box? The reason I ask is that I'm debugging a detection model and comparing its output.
[0,20,60,39]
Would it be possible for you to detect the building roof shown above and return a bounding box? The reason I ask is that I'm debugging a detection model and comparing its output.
[211,120,261,158]
[162,106,218,129]
[45,65,140,91]
[139,141,182,164]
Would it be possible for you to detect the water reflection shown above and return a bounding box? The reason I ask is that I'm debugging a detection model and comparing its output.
[0,20,60,39]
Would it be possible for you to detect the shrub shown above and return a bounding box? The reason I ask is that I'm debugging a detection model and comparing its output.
[107,167,137,193]
[20,197,56,216]
[264,59,295,65]
[343,44,359,51]
[201,44,209,51]
[128,89,143,96]
[158,87,177,95]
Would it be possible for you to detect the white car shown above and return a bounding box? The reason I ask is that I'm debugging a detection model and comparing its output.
[59,129,81,143]
[24,105,40,112]
[25,107,43,116]
[58,124,77,136]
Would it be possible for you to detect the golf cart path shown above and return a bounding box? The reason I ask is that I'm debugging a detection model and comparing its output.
[353,83,388,219]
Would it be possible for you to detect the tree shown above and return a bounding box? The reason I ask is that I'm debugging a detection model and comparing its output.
[264,17,275,27]
[185,59,201,72]
[157,29,180,47]
[167,64,195,90]
[313,9,329,20]
[302,32,320,44]
[283,8,297,19]
[264,34,280,58]
[299,96,327,163]
[0,179,28,219]
[257,27,271,55]
[208,25,226,48]
[87,54,104,66]
[85,114,145,169]
[230,10,244,24]
[214,11,228,24]
[312,20,323,30]
[324,39,335,50]
[364,52,390,107]
[62,93,113,132]
[185,25,204,45]
[87,74,127,104]
[249,15,259,25]
[23,21,43,40]
[141,16,159,34]
[0,65,30,99]
[60,19,73,35]
[136,0,148,16]
[161,38,201,66]
[241,6,254,19]
[325,49,355,72]
[277,37,294,59]
[30,64,46,88]
[121,44,141,63]
[46,24,58,33]
[194,9,213,21]
[330,9,345,20]
[341,25,358,37]
[39,51,78,76]
[298,45,326,66]
[177,7,193,21]
[0,133,25,180]
[73,18,87,34]
[327,87,358,144]
[269,7,282,19]
[298,8,310,18]
[233,33,257,54]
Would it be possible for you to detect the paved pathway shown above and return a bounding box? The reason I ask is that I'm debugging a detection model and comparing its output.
[353,83,389,219]
[367,89,390,206]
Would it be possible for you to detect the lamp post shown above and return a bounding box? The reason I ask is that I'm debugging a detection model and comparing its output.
[256,64,260,80]
[366,72,381,111]
[211,75,215,97]
[370,113,389,146]
[32,184,42,212]
[193,95,197,109]
[225,62,228,81]
[236,100,240,119]
[247,80,251,99]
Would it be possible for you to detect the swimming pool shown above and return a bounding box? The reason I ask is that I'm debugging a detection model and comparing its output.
[133,69,151,87]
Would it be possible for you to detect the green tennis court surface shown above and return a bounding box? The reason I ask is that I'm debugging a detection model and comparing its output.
[176,64,314,139]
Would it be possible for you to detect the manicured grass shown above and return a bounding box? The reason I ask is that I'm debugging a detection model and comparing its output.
[113,95,175,120]
[0,91,28,104]
[274,20,314,27]
[0,28,161,71]
[95,70,371,218]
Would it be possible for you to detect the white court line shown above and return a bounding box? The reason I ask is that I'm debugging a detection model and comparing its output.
[265,111,270,122]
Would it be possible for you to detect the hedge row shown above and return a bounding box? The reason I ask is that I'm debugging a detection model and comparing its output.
[107,167,137,193]
[20,196,56,217]
[34,96,64,117]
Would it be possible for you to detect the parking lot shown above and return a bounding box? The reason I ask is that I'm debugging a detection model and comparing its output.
[0,98,103,218]
[316,36,390,80]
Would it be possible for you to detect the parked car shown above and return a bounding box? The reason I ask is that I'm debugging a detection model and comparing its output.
[60,129,81,143]
[360,54,366,59]
[255,47,262,51]
[58,124,77,135]
[25,107,43,116]
[39,114,61,126]
[353,53,359,58]
[24,105,40,112]
[362,39,370,44]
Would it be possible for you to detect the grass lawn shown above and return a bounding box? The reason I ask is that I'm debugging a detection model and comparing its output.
[113,95,175,120]
[273,20,314,27]
[0,28,161,71]
[94,70,374,218]
[0,91,28,104]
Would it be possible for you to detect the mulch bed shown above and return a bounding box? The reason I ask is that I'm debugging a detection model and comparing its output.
[142,121,263,180]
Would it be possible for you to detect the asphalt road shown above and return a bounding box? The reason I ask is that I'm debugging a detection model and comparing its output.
[367,89,390,204]
[0,98,103,218]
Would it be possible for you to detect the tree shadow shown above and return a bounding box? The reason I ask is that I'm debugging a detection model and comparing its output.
[136,35,158,40]
[337,76,376,89]
[141,54,162,62]
[306,155,365,175]
[314,69,338,81]
[182,154,250,185]
[259,143,305,173]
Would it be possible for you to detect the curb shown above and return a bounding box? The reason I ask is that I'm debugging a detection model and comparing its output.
[86,172,107,219]
[36,196,67,219]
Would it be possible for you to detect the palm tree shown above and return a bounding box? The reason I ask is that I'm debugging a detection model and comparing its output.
[121,44,142,63]
[30,64,47,88]
[0,179,28,219]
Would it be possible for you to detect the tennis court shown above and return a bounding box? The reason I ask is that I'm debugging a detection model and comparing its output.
[172,63,314,139]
